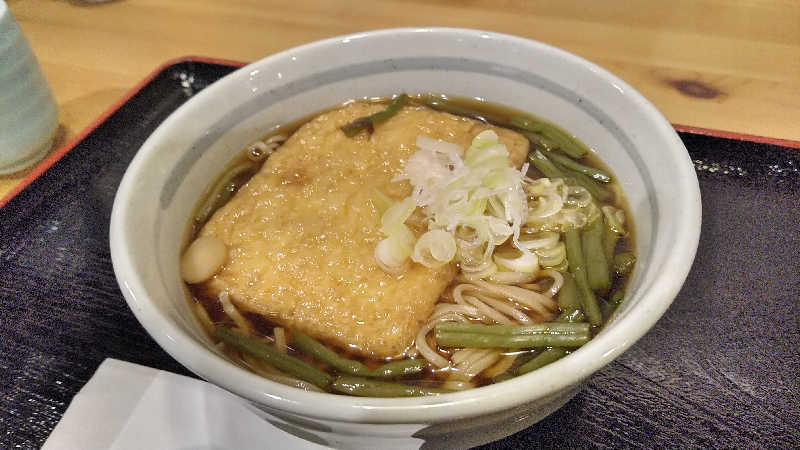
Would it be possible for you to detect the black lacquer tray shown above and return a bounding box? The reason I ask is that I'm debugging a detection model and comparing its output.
[1,59,798,449]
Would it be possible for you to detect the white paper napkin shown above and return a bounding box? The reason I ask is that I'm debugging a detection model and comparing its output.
[43,358,330,450]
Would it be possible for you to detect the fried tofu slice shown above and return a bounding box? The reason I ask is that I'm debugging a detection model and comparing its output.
[200,101,529,358]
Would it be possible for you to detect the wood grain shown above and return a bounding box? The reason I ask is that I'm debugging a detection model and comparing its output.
[3,0,799,198]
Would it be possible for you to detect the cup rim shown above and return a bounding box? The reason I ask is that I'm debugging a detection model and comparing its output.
[110,27,701,424]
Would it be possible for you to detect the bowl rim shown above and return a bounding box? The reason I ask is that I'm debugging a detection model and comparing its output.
[110,26,701,424]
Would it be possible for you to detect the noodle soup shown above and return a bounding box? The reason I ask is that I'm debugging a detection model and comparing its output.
[181,94,635,396]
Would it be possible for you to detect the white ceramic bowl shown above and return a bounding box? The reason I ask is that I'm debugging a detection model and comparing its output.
[110,28,701,449]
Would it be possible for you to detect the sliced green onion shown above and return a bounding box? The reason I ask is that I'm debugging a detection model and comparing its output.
[464,130,509,170]
[371,189,393,215]
[535,241,566,267]
[493,249,538,273]
[375,225,415,274]
[486,217,514,244]
[518,231,560,250]
[375,130,530,274]
[465,143,509,169]
[471,129,499,149]
[460,261,499,280]
[483,167,514,189]
[380,197,416,235]
[467,197,488,216]
[411,229,456,268]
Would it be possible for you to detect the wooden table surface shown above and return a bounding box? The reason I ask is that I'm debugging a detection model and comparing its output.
[3,0,799,198]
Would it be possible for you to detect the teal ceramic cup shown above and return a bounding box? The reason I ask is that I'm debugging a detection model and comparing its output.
[0,1,58,175]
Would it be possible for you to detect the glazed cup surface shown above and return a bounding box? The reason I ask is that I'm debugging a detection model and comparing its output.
[0,1,59,174]
[110,28,701,446]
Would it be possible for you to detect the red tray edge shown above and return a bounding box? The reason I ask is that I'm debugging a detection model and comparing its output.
[2,55,798,209]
